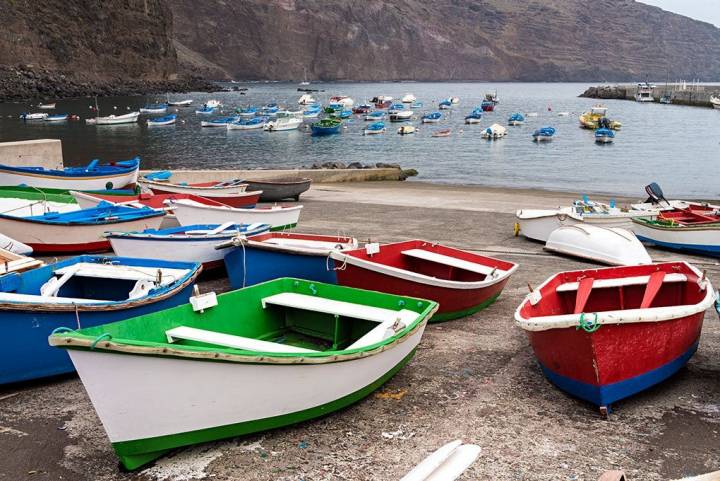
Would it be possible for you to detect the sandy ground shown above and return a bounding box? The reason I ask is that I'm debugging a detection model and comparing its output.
[1,182,718,481]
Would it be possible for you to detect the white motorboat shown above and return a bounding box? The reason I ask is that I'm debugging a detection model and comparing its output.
[264,115,303,131]
[20,113,48,120]
[389,110,413,122]
[635,82,655,102]
[545,225,652,266]
[401,93,417,103]
[205,99,222,108]
[86,112,140,125]
[298,94,315,105]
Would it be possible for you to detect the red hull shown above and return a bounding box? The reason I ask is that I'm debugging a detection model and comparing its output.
[148,189,259,208]
[29,240,111,254]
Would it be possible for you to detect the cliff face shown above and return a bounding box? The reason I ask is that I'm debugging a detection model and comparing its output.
[169,0,720,82]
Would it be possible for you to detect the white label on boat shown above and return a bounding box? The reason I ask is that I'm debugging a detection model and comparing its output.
[365,243,380,255]
[190,292,218,312]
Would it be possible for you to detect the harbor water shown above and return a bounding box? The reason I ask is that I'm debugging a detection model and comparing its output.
[0,82,717,198]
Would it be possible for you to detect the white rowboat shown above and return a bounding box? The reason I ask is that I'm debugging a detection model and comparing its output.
[169,199,302,230]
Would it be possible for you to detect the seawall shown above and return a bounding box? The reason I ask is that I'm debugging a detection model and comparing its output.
[580,84,720,107]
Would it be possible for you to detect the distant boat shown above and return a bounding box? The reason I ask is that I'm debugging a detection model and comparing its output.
[201,117,238,128]
[432,128,452,138]
[298,94,315,105]
[397,125,416,135]
[205,99,222,108]
[227,117,267,130]
[195,105,216,115]
[464,110,483,124]
[481,123,507,139]
[421,112,442,123]
[262,103,280,115]
[508,112,525,126]
[38,103,56,109]
[363,121,386,135]
[711,96,720,110]
[86,111,140,125]
[365,111,385,121]
[352,104,372,114]
[659,95,672,104]
[330,109,353,120]
[450,96,460,104]
[147,114,177,126]
[329,95,354,107]
[168,99,193,107]
[311,118,342,136]
[438,99,452,110]
[594,128,615,144]
[264,113,303,132]
[401,93,416,103]
[20,112,48,120]
[140,103,168,114]
[302,105,321,118]
[389,110,413,122]
[532,126,556,142]
[635,82,655,102]
[238,106,258,118]
[480,100,494,112]
[44,113,69,122]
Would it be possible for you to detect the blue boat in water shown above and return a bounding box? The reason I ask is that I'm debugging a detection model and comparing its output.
[595,128,615,144]
[222,232,358,289]
[532,126,556,141]
[421,112,442,123]
[201,116,239,127]
[464,109,483,124]
[195,105,215,115]
[0,255,201,384]
[140,103,168,114]
[238,106,258,118]
[311,118,343,136]
[363,121,386,135]
[147,114,177,126]
[508,113,525,125]
[439,99,452,110]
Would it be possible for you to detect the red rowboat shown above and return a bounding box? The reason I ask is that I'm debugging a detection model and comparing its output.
[330,240,518,322]
[71,191,260,210]
[515,262,715,414]
[138,179,255,207]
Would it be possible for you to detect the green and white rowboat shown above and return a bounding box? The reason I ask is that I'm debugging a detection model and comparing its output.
[50,278,437,470]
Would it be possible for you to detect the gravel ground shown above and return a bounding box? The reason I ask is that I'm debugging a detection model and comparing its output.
[1,183,718,481]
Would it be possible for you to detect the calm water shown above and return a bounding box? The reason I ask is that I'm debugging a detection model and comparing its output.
[0,82,717,197]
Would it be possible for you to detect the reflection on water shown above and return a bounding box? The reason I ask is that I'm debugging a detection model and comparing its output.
[0,82,717,197]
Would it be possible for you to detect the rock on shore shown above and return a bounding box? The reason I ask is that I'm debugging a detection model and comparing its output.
[579,85,628,100]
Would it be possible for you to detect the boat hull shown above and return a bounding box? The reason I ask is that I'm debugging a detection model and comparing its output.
[65,327,423,469]
[225,246,336,288]
[0,167,138,191]
[311,126,341,136]
[516,211,639,243]
[632,220,720,257]
[0,215,164,253]
[525,313,703,407]
[140,181,253,207]
[171,201,302,230]
[108,236,234,269]
[243,178,311,202]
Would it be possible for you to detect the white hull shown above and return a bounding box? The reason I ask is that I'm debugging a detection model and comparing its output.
[421,119,440,124]
[201,121,230,127]
[227,122,265,130]
[44,115,68,122]
[0,215,163,250]
[108,236,231,265]
[264,118,302,131]
[21,113,48,120]
[67,324,423,444]
[147,118,176,126]
[140,108,167,114]
[632,221,720,250]
[595,136,614,143]
[0,197,79,217]
[139,180,247,196]
[516,209,646,243]
[89,112,140,125]
[545,225,652,266]
[168,100,193,106]
[533,135,553,142]
[0,233,34,255]
[0,169,138,190]
[364,129,385,135]
[170,200,302,229]
[464,118,482,125]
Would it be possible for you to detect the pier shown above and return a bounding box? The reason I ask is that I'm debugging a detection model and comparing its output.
[580,83,720,107]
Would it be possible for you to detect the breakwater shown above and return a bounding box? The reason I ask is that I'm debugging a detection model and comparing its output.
[580,83,720,107]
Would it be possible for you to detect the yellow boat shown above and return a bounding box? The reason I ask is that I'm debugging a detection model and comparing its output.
[579,105,622,130]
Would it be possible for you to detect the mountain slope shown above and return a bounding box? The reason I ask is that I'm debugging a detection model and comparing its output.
[169,0,720,81]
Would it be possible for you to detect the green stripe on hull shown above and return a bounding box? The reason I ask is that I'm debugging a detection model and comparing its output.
[113,348,417,470]
[269,222,297,231]
[428,292,501,323]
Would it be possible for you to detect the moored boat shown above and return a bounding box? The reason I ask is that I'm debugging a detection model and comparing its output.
[302,105,322,118]
[0,157,140,190]
[168,99,193,106]
[311,118,342,136]
[0,202,165,253]
[545,225,652,266]
[238,106,258,118]
[389,110,412,122]
[508,112,525,126]
[3,255,200,385]
[44,113,69,122]
[147,114,177,126]
[632,206,720,257]
[352,104,372,114]
[107,223,270,269]
[264,114,303,132]
[298,94,316,105]
[139,103,168,114]
[464,109,483,124]
[515,262,715,412]
[481,123,507,139]
[439,99,452,110]
[480,100,495,112]
[365,111,386,121]
[595,128,615,144]
[240,177,311,202]
[49,277,436,469]
[195,105,216,115]
[711,96,720,110]
[329,95,354,107]
[20,112,48,120]
[227,117,267,130]
[364,121,386,135]
[169,198,303,230]
[401,93,417,103]
[432,128,452,138]
[579,105,621,130]
[221,232,358,288]
[38,103,56,109]
[86,111,140,125]
[397,125,416,135]
[532,126,556,142]
[421,112,442,123]
[201,117,238,128]
[330,240,518,321]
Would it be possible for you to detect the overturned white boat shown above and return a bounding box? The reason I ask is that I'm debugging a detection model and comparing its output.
[481,123,507,139]
[545,225,652,266]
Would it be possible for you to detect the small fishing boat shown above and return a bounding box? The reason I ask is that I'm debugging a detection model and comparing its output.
[147,114,177,126]
[0,245,43,274]
[221,232,358,288]
[329,95,354,107]
[595,128,615,144]
[195,105,216,115]
[485,92,499,105]
[507,113,525,126]
[545,225,652,266]
[139,103,168,114]
[352,104,372,114]
[227,117,267,130]
[389,110,413,122]
[397,125,416,135]
[464,110,483,124]
[0,157,140,190]
[481,123,507,139]
[579,105,621,130]
[238,106,258,118]
[388,103,405,114]
[311,118,342,136]
[4,255,200,385]
[20,112,48,120]
[87,111,140,125]
[297,94,315,105]
[450,96,460,104]
[515,262,715,412]
[240,177,311,202]
[632,206,720,257]
[168,99,193,106]
[44,113,69,122]
[50,277,436,469]
[205,99,222,108]
[516,197,663,243]
[0,186,79,217]
[421,112,442,123]
[330,109,352,119]
[331,240,518,321]
[264,115,303,132]
[711,96,720,109]
[365,111,386,121]
[139,175,253,207]
[370,95,393,105]
[532,126,556,142]
[107,223,270,269]
[376,99,393,109]
[201,117,238,128]
[324,103,343,114]
[411,102,423,109]
[71,190,260,210]
[480,100,495,112]
[432,128,452,138]
[169,198,303,230]
[659,95,672,105]
[302,105,322,118]
[401,93,417,103]
[38,103,56,109]
[364,121,386,135]
[0,202,165,253]
[262,103,280,115]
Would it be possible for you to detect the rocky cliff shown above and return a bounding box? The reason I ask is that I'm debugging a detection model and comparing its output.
[169,0,720,82]
[0,0,212,101]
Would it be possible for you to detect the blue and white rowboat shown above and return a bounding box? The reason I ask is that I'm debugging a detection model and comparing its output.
[0,157,140,190]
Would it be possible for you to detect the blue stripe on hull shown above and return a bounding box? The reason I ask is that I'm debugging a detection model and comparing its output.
[224,248,338,289]
[0,283,195,385]
[538,341,699,407]
[635,235,720,257]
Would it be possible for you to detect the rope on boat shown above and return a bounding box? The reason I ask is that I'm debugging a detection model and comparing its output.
[90,333,112,350]
[50,326,75,335]
[576,313,601,333]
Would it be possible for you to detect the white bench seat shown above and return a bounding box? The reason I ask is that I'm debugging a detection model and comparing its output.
[165,326,319,353]
[401,249,502,277]
[261,292,417,325]
[556,273,687,292]
[54,263,189,286]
